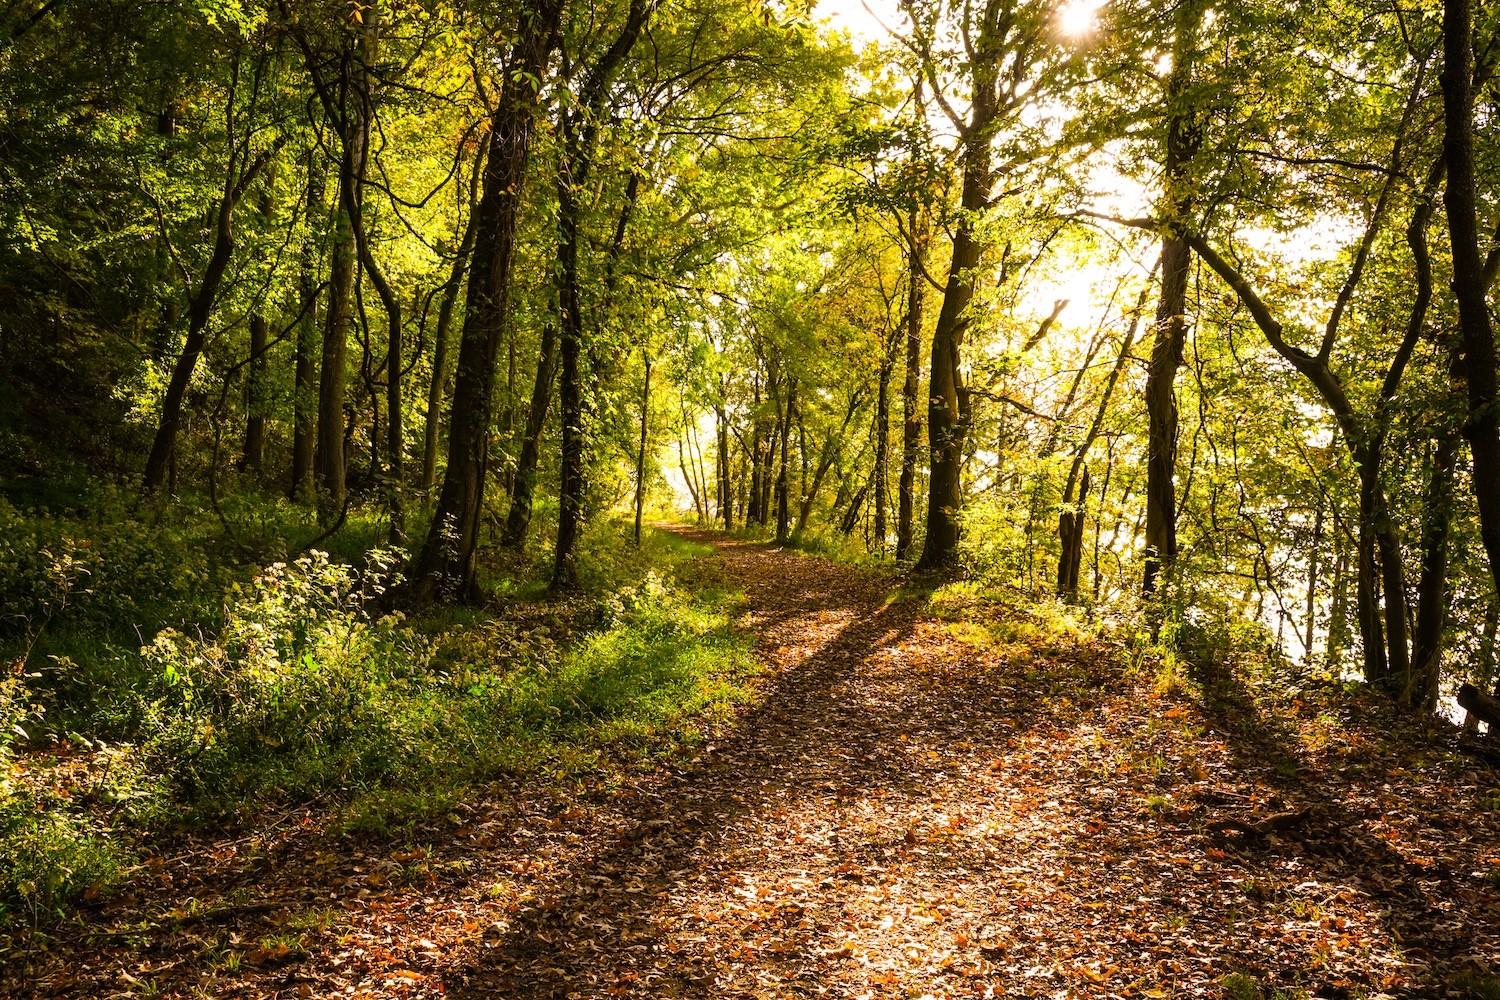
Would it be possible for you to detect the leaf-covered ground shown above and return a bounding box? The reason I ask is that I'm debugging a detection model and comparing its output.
[5,531,1500,998]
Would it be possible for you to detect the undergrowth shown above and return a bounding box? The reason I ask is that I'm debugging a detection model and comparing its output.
[0,495,752,923]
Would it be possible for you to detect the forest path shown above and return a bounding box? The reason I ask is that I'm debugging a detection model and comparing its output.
[452,528,1055,997]
[13,529,1499,998]
[431,531,1493,999]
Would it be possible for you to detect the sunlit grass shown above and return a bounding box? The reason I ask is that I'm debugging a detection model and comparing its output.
[0,510,757,918]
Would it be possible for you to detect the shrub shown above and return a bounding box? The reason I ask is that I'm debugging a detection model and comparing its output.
[140,548,434,805]
[0,811,126,922]
[0,492,226,658]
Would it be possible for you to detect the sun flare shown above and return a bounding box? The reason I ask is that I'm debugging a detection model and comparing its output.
[1056,0,1106,37]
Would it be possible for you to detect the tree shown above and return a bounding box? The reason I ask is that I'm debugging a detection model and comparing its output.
[141,27,284,493]
[905,0,1070,572]
[407,0,566,600]
[1140,0,1207,594]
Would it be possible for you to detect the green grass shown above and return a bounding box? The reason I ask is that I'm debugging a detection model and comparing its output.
[334,563,757,836]
[782,525,889,568]
[0,503,757,921]
[0,812,128,923]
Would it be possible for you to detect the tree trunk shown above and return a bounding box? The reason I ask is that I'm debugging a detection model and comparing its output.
[758,372,778,526]
[408,0,565,599]
[1141,0,1205,593]
[912,1,1022,573]
[292,152,324,501]
[873,353,892,552]
[243,164,277,473]
[1141,233,1191,594]
[796,389,863,538]
[1058,269,1154,598]
[244,314,269,473]
[840,480,869,536]
[502,322,558,548]
[1057,466,1090,599]
[422,196,479,494]
[748,372,764,526]
[915,191,978,570]
[553,177,586,588]
[677,429,704,522]
[551,0,654,588]
[1304,486,1324,661]
[717,404,733,531]
[1407,432,1459,710]
[634,351,651,546]
[364,250,403,539]
[142,146,276,493]
[898,208,926,562]
[1326,531,1349,669]
[1444,0,1500,610]
[1480,599,1500,695]
[315,88,364,520]
[776,378,795,543]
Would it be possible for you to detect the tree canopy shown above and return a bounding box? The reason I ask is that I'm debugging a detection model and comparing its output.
[5,0,1500,704]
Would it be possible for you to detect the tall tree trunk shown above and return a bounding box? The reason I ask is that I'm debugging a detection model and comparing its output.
[690,415,712,524]
[408,0,565,599]
[873,354,892,552]
[915,179,980,570]
[422,193,479,494]
[677,429,704,522]
[1408,431,1460,710]
[553,178,587,587]
[284,0,381,521]
[1141,234,1191,594]
[756,370,779,527]
[761,423,777,526]
[359,238,403,540]
[1058,268,1154,598]
[1374,482,1412,683]
[1057,467,1090,598]
[898,209,926,562]
[315,67,366,521]
[775,378,795,543]
[717,404,733,531]
[501,322,558,548]
[421,136,486,495]
[292,152,324,500]
[1304,485,1324,661]
[1444,0,1500,609]
[1141,0,1205,593]
[244,317,270,473]
[551,0,654,589]
[142,144,277,492]
[340,2,403,539]
[840,480,869,535]
[1481,598,1500,696]
[796,390,864,538]
[913,1,1029,572]
[634,350,651,546]
[1326,528,1349,669]
[243,163,277,473]
[748,373,765,526]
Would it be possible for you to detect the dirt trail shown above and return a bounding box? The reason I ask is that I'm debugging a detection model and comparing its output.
[11,531,1500,998]
[459,532,1030,997]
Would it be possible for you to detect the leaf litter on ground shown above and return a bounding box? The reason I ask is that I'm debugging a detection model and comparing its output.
[2,530,1499,998]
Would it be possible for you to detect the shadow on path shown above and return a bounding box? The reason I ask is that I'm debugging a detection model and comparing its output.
[446,533,1083,997]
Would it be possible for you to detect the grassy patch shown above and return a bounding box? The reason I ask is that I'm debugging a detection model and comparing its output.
[781,526,888,568]
[0,508,755,921]
[334,559,757,836]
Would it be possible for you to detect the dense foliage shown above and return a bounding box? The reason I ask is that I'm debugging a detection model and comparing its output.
[3,0,1500,937]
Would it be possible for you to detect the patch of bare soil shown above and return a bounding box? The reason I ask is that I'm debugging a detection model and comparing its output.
[5,531,1499,998]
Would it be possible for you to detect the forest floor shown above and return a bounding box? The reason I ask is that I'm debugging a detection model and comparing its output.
[5,530,1500,999]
